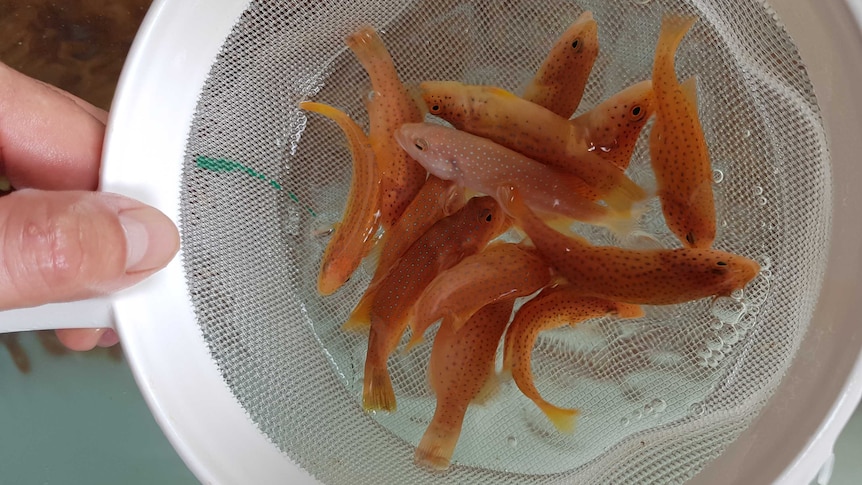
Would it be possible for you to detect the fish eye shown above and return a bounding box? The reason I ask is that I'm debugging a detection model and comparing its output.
[414,138,428,151]
[430,104,441,113]
[571,38,581,51]
[685,232,696,245]
[630,105,645,120]
[479,209,493,223]
[716,261,728,266]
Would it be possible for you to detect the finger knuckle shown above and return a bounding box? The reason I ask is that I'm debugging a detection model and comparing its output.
[21,202,91,292]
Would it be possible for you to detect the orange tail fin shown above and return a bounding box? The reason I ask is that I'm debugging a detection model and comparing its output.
[362,363,396,412]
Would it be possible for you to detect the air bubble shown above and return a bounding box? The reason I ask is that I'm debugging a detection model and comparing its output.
[748,305,761,315]
[760,268,773,279]
[650,398,667,413]
[621,417,631,426]
[632,409,643,420]
[738,312,757,331]
[758,197,768,206]
[753,185,764,196]
[731,289,744,300]
[712,169,724,183]
[705,334,724,351]
[711,296,745,324]
[713,349,726,362]
[744,129,752,138]
[507,436,518,448]
[745,275,771,306]
[690,402,706,416]
[719,326,740,346]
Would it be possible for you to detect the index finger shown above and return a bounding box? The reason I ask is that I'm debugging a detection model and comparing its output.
[0,62,107,191]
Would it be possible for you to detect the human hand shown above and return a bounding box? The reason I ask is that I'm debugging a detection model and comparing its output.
[0,62,180,351]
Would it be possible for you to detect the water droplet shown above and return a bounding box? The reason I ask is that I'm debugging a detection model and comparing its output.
[710,318,724,330]
[753,185,764,196]
[632,409,643,420]
[745,275,771,307]
[721,219,729,228]
[719,326,740,346]
[367,90,378,102]
[713,349,726,361]
[689,402,706,416]
[760,268,773,280]
[744,129,752,138]
[632,0,651,4]
[507,436,518,448]
[738,312,757,331]
[621,417,631,426]
[759,255,772,269]
[731,289,744,300]
[748,305,761,315]
[758,197,768,206]
[650,399,668,413]
[708,358,719,369]
[712,169,724,183]
[711,297,745,324]
[705,333,724,351]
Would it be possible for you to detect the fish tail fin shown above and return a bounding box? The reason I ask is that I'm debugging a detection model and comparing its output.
[657,15,698,56]
[415,428,457,472]
[596,206,641,240]
[343,292,374,331]
[363,363,397,412]
[602,177,648,213]
[345,25,390,65]
[616,303,646,319]
[298,101,348,121]
[537,401,580,434]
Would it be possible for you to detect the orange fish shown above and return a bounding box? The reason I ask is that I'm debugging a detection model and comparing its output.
[523,11,599,118]
[499,186,760,305]
[363,196,509,412]
[649,15,716,248]
[347,25,428,229]
[299,101,380,295]
[419,81,647,211]
[416,299,515,471]
[395,122,636,236]
[407,242,553,348]
[503,286,643,432]
[569,80,656,171]
[345,175,465,330]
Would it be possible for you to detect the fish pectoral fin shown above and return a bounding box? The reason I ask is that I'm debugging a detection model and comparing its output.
[472,370,501,405]
[681,76,698,106]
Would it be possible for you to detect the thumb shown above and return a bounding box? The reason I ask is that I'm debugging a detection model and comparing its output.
[0,189,179,310]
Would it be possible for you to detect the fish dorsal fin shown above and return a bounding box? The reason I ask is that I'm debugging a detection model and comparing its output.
[681,76,698,106]
[483,86,519,99]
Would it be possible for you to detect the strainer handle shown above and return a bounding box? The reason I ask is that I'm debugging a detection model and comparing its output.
[0,297,114,334]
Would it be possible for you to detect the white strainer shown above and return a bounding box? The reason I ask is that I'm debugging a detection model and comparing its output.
[1,0,861,484]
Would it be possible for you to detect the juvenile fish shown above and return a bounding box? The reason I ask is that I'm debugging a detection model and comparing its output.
[407,242,552,348]
[420,81,648,211]
[649,15,716,248]
[395,122,635,235]
[345,176,465,330]
[362,196,508,412]
[299,101,380,296]
[415,299,515,471]
[523,11,599,118]
[499,186,760,305]
[503,286,643,432]
[347,25,428,229]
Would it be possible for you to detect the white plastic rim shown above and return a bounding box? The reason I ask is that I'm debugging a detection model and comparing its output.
[36,0,862,483]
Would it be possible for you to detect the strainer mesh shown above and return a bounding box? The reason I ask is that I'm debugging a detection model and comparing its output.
[179,0,830,483]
